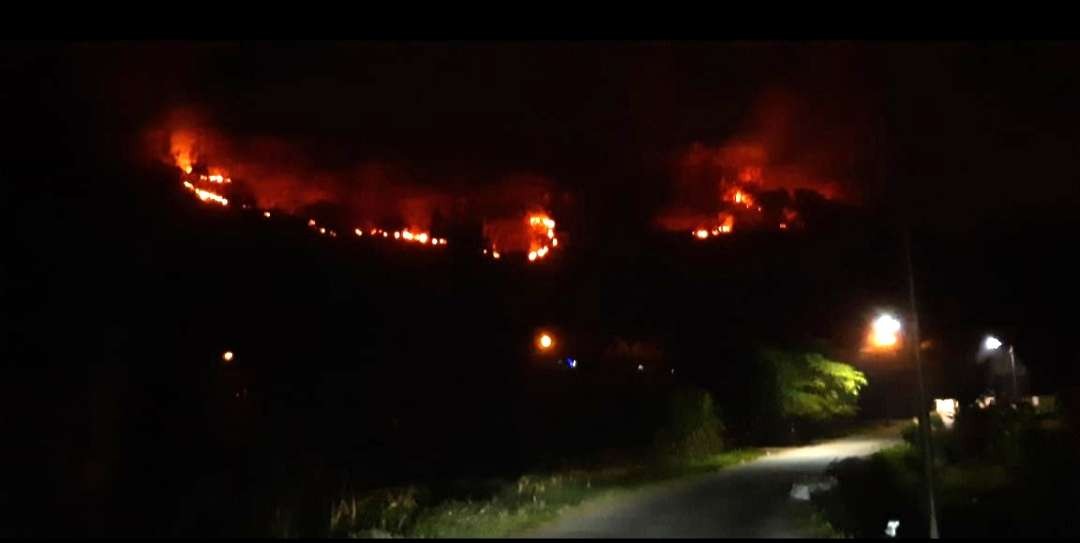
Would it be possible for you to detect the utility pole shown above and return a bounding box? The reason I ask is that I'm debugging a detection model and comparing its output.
[1008,345,1018,403]
[903,228,940,539]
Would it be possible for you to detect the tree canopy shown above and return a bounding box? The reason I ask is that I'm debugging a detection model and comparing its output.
[759,348,868,422]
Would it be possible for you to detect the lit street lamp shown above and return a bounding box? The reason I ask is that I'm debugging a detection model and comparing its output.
[981,335,1018,403]
[866,309,939,538]
[870,313,902,350]
[537,333,554,351]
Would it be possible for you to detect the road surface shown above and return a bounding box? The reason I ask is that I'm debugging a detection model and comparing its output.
[524,423,904,538]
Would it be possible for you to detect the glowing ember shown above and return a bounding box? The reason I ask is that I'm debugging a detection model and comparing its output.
[194,188,228,206]
[169,142,451,254]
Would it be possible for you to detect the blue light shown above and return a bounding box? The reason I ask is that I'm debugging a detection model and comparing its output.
[567,358,577,368]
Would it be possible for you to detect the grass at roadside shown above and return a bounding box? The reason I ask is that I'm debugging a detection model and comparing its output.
[813,409,1079,538]
[328,448,765,538]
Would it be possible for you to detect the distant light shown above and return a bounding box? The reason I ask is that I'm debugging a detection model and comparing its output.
[492,251,501,259]
[567,358,577,369]
[528,251,538,261]
[264,211,272,218]
[552,238,558,247]
[394,231,401,239]
[538,333,553,350]
[885,520,900,538]
[694,229,709,239]
[308,219,317,227]
[319,227,326,235]
[417,233,429,244]
[222,351,234,363]
[483,249,488,254]
[934,398,958,428]
[670,368,675,374]
[984,335,1003,351]
[382,232,388,238]
[637,364,644,372]
[354,228,363,236]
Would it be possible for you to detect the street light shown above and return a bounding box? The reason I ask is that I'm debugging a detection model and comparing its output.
[870,313,902,349]
[866,309,939,538]
[537,333,554,351]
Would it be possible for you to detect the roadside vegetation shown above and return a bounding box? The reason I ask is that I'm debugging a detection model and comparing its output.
[813,397,1080,538]
[317,386,760,538]
[265,347,867,538]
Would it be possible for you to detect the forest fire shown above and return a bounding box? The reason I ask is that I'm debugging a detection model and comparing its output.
[482,212,560,263]
[154,120,574,264]
[181,176,229,206]
[163,125,456,252]
[658,140,838,239]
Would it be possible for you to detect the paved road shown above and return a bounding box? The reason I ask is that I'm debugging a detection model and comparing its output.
[524,424,904,538]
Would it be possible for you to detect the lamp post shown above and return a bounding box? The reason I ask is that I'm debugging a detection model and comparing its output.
[982,335,1018,404]
[903,229,940,539]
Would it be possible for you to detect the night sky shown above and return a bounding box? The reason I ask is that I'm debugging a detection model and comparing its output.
[8,40,1080,388]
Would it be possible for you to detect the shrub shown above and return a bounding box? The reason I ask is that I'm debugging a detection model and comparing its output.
[653,387,725,461]
[329,485,426,537]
